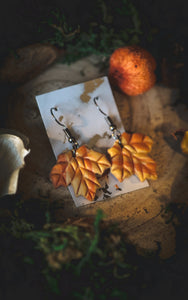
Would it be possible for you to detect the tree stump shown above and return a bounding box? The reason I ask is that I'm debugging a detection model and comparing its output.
[5,55,188,259]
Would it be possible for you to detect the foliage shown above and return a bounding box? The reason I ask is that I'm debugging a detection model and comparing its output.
[0,206,138,299]
[1,194,188,299]
[42,0,154,64]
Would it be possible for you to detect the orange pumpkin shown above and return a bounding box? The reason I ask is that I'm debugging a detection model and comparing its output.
[109,46,156,96]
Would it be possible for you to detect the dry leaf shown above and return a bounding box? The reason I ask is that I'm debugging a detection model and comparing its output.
[181,131,188,154]
[171,129,188,154]
[108,132,157,182]
[50,145,111,201]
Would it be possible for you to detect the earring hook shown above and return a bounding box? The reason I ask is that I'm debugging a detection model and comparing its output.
[93,97,122,143]
[50,107,66,128]
[93,96,115,128]
[50,107,79,153]
[93,96,107,116]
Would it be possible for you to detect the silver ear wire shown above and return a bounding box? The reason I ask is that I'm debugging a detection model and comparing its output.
[50,107,79,153]
[93,97,122,143]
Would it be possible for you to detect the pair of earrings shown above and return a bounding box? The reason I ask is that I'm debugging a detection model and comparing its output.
[50,97,157,201]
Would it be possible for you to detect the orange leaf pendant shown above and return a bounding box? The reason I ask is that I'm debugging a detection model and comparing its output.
[50,145,111,201]
[108,132,157,182]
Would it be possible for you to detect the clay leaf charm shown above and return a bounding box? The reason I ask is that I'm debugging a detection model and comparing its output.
[108,132,157,182]
[50,145,111,201]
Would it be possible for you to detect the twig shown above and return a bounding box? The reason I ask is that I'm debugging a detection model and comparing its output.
[50,24,80,38]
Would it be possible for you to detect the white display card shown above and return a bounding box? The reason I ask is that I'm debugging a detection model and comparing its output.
[36,76,149,207]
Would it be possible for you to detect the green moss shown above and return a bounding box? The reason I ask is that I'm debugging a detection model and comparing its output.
[42,0,154,64]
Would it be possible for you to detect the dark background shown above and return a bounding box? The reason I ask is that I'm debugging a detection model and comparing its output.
[0,0,187,56]
[0,0,188,98]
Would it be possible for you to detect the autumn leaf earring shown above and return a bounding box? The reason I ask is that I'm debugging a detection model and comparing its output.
[93,96,157,182]
[50,107,111,201]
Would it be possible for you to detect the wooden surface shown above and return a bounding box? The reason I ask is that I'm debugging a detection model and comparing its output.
[0,43,63,85]
[6,55,188,259]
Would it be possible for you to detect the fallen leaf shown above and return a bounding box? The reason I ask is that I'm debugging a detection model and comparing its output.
[171,129,188,154]
[181,131,188,154]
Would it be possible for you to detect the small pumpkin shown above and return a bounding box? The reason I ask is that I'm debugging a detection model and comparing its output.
[109,46,156,96]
